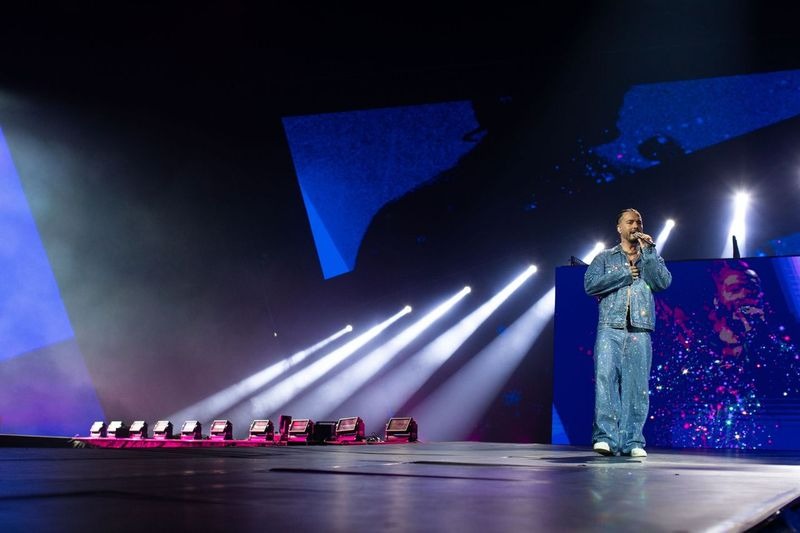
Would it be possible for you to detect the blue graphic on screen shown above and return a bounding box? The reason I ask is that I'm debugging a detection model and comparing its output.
[553,256,800,450]
[551,405,569,445]
[593,69,800,171]
[0,127,104,435]
[285,71,800,280]
[282,101,481,279]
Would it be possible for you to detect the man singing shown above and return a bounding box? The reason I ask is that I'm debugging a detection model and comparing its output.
[584,208,672,457]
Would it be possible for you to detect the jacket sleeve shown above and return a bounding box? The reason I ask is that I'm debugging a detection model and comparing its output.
[584,252,632,297]
[639,246,672,292]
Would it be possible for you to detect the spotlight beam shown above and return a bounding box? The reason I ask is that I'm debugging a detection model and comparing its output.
[167,326,353,423]
[723,192,749,258]
[584,243,605,264]
[330,265,538,434]
[654,219,675,252]
[411,287,556,441]
[284,287,472,419]
[247,307,412,417]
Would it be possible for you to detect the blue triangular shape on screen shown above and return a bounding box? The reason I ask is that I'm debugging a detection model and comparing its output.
[301,187,350,279]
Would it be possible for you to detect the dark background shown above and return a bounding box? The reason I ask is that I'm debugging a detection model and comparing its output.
[3,2,800,441]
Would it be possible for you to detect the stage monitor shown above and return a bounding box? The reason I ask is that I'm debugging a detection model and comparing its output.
[312,421,337,444]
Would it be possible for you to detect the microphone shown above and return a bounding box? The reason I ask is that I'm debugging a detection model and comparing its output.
[633,232,655,246]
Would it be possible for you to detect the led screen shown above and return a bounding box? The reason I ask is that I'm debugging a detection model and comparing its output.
[553,256,800,449]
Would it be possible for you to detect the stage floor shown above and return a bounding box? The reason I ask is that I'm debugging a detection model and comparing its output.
[2,440,799,532]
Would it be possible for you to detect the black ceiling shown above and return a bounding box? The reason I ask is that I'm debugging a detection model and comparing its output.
[3,3,800,119]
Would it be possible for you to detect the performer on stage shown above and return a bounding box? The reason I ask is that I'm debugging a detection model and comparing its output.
[584,208,672,457]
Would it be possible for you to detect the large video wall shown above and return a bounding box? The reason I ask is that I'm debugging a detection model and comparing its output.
[553,256,800,450]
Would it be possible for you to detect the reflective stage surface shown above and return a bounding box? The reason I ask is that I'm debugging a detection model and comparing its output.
[2,440,799,532]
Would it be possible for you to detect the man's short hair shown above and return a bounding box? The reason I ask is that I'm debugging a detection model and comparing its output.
[617,208,642,225]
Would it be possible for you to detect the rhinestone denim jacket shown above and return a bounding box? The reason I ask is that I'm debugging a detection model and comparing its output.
[584,244,672,331]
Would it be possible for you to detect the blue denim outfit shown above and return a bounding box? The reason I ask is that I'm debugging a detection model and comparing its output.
[584,244,672,453]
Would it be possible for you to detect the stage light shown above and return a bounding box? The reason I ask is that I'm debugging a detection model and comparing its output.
[385,417,418,442]
[247,306,412,417]
[335,416,365,443]
[180,420,202,440]
[481,265,537,307]
[723,191,750,258]
[248,419,275,441]
[655,219,676,252]
[89,421,107,438]
[107,420,129,438]
[167,325,353,425]
[129,420,148,439]
[209,420,233,441]
[287,418,314,444]
[332,265,538,434]
[584,243,605,264]
[152,420,174,440]
[571,243,606,265]
[284,286,471,419]
[735,191,750,208]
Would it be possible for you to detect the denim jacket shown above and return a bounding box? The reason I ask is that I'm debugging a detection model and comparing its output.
[584,244,672,331]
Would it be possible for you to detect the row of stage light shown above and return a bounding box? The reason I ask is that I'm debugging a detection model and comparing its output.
[165,265,538,438]
[148,211,759,442]
[158,267,549,443]
[85,416,418,445]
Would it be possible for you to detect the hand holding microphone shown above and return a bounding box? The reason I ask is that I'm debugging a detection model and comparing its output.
[632,232,655,247]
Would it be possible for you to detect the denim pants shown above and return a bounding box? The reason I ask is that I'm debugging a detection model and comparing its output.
[593,325,652,453]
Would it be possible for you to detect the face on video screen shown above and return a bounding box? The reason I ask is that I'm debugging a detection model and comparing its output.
[711,262,766,345]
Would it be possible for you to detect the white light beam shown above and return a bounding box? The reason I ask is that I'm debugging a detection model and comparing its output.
[248,306,412,416]
[286,286,472,418]
[167,325,353,423]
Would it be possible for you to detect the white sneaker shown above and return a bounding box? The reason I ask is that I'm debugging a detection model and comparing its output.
[630,447,647,457]
[593,441,612,456]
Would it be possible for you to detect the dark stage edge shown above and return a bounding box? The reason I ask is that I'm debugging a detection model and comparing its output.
[2,439,800,532]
